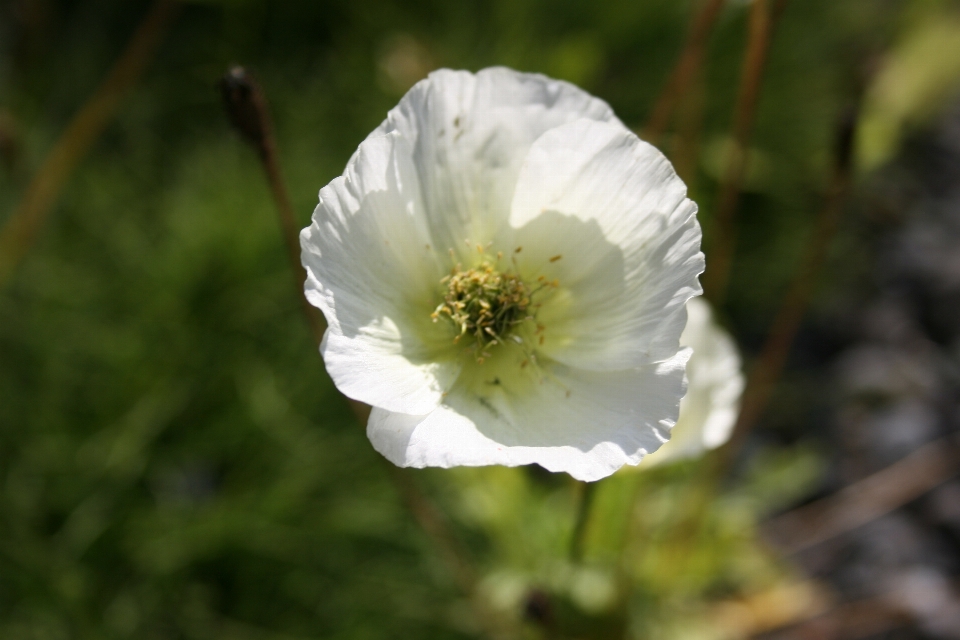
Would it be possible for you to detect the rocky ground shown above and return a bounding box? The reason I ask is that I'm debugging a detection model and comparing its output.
[766,98,960,639]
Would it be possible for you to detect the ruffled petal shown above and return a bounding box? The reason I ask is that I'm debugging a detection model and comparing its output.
[367,67,620,260]
[301,132,459,414]
[509,118,704,370]
[367,349,690,482]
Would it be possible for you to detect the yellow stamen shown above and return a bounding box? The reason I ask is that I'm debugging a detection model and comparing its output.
[433,261,557,362]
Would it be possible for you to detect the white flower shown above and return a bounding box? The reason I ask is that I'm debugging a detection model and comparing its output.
[639,297,745,467]
[300,67,704,481]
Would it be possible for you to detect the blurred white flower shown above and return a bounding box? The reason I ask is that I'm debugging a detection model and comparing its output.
[640,297,744,467]
[300,67,703,481]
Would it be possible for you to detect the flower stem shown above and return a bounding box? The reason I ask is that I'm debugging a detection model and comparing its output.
[570,480,598,563]
[703,0,789,303]
[643,0,727,147]
[0,0,179,289]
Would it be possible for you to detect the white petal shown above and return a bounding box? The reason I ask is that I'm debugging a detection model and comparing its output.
[367,349,691,482]
[366,67,621,259]
[301,132,459,414]
[641,297,745,466]
[509,119,704,370]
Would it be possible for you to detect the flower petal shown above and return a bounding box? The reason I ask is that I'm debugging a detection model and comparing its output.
[301,132,459,414]
[509,118,704,370]
[367,67,620,259]
[367,349,691,482]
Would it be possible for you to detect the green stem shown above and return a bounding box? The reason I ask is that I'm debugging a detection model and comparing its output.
[570,480,599,563]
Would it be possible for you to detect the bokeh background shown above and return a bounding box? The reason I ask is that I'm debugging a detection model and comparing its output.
[2,0,960,638]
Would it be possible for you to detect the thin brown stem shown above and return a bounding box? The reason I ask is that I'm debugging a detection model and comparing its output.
[721,105,857,461]
[0,0,179,288]
[763,434,960,555]
[219,67,326,347]
[643,0,727,147]
[673,67,708,187]
[703,0,789,302]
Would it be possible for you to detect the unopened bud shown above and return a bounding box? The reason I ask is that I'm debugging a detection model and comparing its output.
[219,66,271,157]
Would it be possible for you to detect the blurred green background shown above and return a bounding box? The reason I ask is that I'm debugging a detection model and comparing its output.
[3,0,960,638]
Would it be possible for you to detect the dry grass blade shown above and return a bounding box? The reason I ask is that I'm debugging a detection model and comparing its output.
[709,580,832,638]
[0,0,179,288]
[752,595,913,640]
[762,435,960,555]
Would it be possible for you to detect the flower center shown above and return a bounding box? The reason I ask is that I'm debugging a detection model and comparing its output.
[431,263,538,362]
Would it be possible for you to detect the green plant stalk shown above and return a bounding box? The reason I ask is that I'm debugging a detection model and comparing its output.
[570,480,599,563]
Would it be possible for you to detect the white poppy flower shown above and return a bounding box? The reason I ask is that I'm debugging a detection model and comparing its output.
[300,67,704,481]
[639,297,745,467]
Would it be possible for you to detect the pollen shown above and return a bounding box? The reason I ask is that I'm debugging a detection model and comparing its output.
[431,262,555,361]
